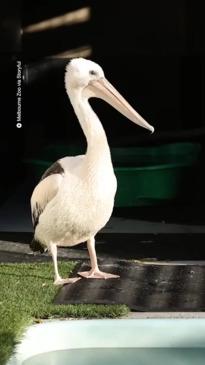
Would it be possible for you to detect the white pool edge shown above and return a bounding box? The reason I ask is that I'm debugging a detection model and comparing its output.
[7,318,205,365]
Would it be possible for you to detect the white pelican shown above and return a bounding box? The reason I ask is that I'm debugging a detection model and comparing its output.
[30,58,154,285]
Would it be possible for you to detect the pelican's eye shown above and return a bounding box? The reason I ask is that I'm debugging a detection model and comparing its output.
[89,70,97,76]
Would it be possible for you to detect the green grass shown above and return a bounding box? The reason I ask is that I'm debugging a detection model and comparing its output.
[0,261,129,365]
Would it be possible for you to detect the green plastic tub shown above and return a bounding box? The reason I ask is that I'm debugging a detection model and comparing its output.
[24,142,201,207]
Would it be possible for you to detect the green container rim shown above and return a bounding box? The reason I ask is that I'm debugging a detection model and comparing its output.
[23,158,196,172]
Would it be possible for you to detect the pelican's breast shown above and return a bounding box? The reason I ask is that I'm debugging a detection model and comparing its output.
[57,165,117,236]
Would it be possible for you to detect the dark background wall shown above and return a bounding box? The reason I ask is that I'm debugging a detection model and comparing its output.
[22,1,205,142]
[0,0,205,214]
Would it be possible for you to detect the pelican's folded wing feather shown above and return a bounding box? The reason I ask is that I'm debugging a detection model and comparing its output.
[31,161,64,229]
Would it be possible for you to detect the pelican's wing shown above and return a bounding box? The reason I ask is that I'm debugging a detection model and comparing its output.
[41,160,64,181]
[31,161,64,229]
[59,154,84,170]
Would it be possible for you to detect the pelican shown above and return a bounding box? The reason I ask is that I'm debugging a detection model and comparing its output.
[30,58,154,285]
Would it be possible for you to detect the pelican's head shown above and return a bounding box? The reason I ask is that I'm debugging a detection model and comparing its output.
[65,58,104,89]
[65,58,154,133]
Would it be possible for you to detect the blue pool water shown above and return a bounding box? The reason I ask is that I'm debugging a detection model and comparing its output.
[23,348,205,365]
[8,319,205,365]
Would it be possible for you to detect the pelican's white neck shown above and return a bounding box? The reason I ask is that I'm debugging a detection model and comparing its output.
[68,90,111,159]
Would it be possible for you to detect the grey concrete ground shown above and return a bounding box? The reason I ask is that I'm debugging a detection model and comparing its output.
[1,239,205,266]
[125,312,205,318]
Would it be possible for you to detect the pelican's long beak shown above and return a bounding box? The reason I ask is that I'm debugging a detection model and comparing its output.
[88,78,154,133]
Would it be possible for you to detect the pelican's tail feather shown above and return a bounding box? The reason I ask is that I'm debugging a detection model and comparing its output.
[30,237,47,254]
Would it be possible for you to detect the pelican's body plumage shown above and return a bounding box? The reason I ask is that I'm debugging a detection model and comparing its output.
[33,154,116,248]
[30,58,154,285]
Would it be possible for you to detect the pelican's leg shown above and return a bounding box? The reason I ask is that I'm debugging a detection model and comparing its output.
[49,242,81,286]
[78,236,120,279]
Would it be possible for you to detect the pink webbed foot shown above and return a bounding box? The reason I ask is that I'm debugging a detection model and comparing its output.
[78,268,120,280]
[54,277,81,286]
